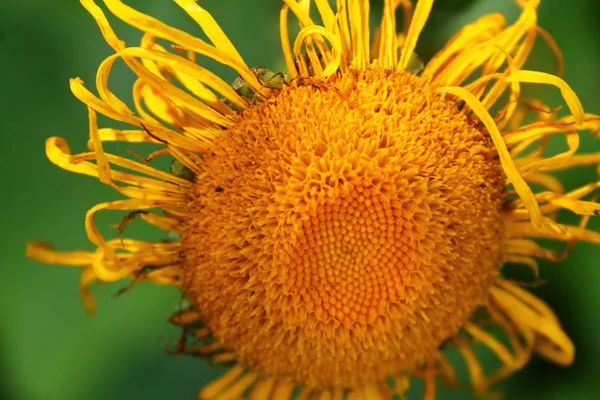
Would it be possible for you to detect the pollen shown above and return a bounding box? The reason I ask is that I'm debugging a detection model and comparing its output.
[182,67,505,388]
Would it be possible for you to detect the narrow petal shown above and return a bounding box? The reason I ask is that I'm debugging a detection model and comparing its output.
[437,86,546,231]
[199,366,247,399]
[269,380,296,399]
[314,0,349,72]
[423,13,506,79]
[26,241,94,266]
[97,51,233,128]
[284,0,338,76]
[174,0,246,66]
[347,0,370,66]
[398,0,433,70]
[101,0,263,93]
[280,5,299,78]
[336,0,352,69]
[294,26,342,77]
[248,377,276,400]
[504,114,600,147]
[455,342,486,393]
[465,322,517,366]
[375,0,401,67]
[490,280,574,365]
[84,199,174,262]
[124,46,248,111]
[70,78,207,152]
[47,137,190,195]
[505,70,584,125]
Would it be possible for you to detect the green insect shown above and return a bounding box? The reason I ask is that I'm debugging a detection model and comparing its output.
[170,159,196,182]
[405,51,424,75]
[226,67,287,110]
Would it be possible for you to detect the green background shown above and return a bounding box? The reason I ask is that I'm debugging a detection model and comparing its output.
[2,0,599,399]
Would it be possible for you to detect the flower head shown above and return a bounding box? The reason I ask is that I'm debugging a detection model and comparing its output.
[27,0,600,398]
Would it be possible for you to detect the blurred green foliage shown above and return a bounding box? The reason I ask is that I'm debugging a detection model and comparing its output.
[2,0,600,399]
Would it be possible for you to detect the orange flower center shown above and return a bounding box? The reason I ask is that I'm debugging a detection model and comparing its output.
[182,68,505,388]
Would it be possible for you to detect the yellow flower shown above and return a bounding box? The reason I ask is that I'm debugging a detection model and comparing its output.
[26,0,600,398]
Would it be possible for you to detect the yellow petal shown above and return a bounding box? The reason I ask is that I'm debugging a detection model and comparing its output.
[294,26,342,77]
[26,241,94,266]
[491,280,574,365]
[505,70,584,126]
[174,0,246,66]
[280,5,299,78]
[423,13,505,80]
[199,366,247,399]
[398,0,433,70]
[102,0,263,93]
[437,86,545,231]
[70,78,207,152]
